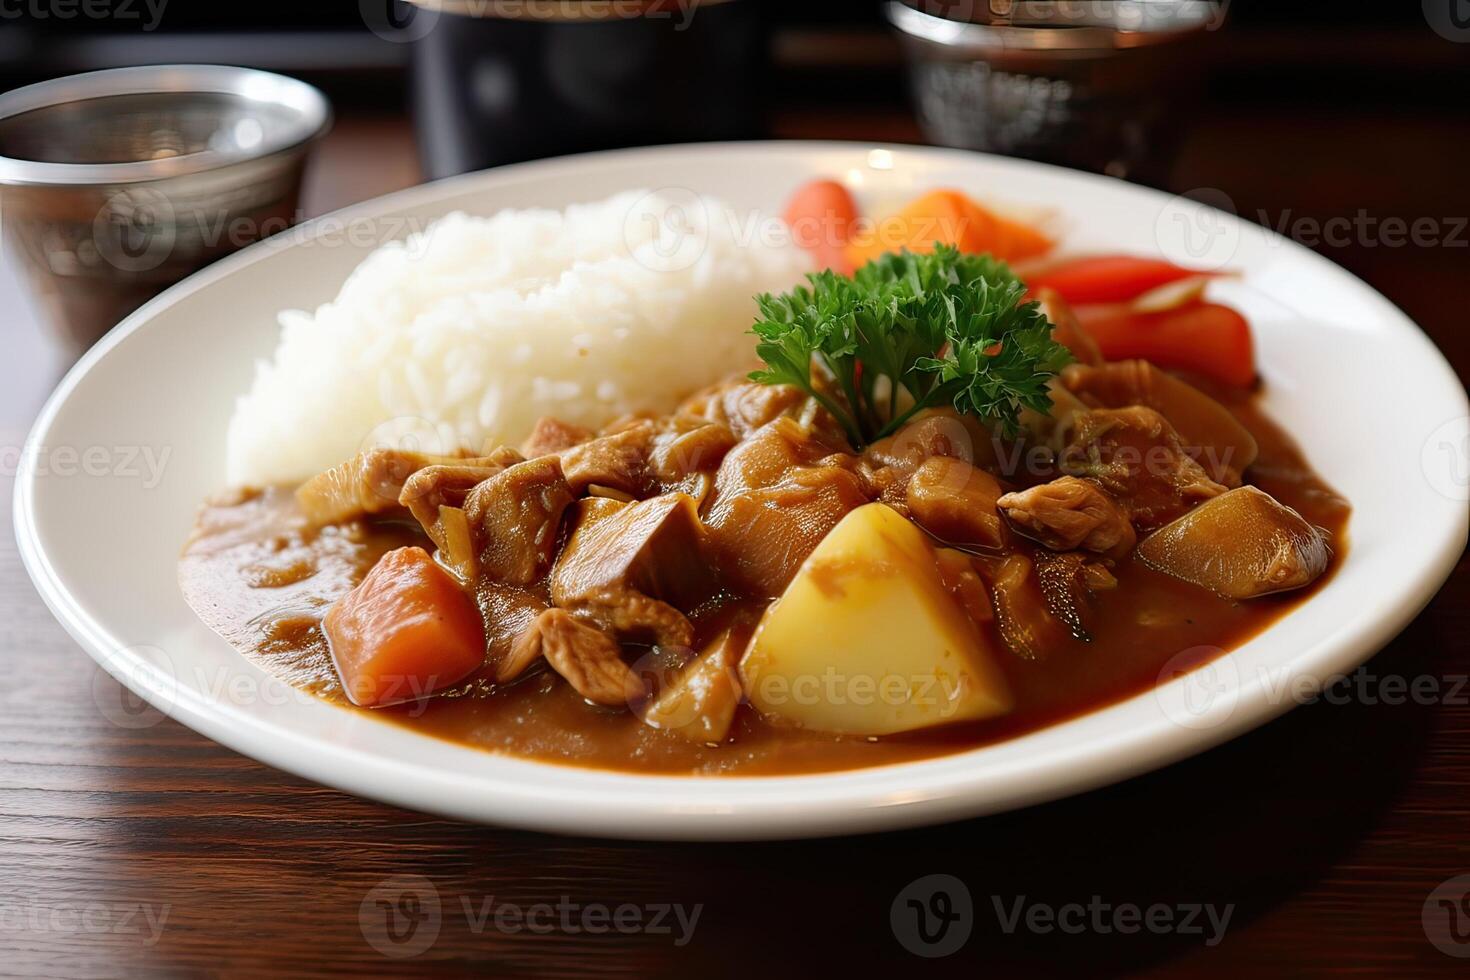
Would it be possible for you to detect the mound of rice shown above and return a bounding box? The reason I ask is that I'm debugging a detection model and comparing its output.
[226,191,810,486]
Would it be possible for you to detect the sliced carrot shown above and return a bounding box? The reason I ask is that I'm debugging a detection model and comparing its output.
[324,546,486,707]
[1073,301,1256,388]
[1026,255,1213,305]
[783,178,859,275]
[845,189,1052,268]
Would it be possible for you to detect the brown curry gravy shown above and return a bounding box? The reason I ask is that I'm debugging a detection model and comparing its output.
[180,391,1349,776]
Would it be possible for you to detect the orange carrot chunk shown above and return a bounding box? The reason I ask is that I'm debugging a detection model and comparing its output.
[324,546,486,707]
[1073,301,1256,388]
[845,189,1052,268]
[783,178,859,275]
[1025,255,1214,305]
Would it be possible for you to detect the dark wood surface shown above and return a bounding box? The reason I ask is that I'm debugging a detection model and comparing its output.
[2,109,1468,978]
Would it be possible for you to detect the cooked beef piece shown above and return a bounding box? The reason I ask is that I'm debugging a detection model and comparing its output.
[864,410,994,473]
[1064,360,1257,485]
[296,448,487,526]
[704,418,871,596]
[935,548,995,626]
[997,476,1136,557]
[1137,485,1331,598]
[648,417,738,484]
[984,553,1078,660]
[521,416,593,458]
[464,456,575,587]
[1036,288,1102,366]
[906,457,1008,551]
[558,420,655,497]
[479,583,550,681]
[399,447,525,538]
[679,379,811,439]
[1058,406,1227,530]
[1033,551,1103,641]
[550,494,712,647]
[507,608,642,706]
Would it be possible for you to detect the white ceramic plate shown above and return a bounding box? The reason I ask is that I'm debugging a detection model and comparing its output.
[15,143,1468,840]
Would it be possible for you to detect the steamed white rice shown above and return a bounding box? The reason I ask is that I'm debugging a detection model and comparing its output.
[226,191,810,486]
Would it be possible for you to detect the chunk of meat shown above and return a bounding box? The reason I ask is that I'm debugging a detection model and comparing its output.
[297,448,477,526]
[704,419,872,596]
[550,494,713,647]
[323,547,485,707]
[906,457,1008,551]
[648,417,737,484]
[510,608,642,706]
[639,629,745,744]
[521,416,592,458]
[464,457,574,586]
[1137,485,1331,598]
[1058,406,1227,530]
[557,421,654,497]
[984,553,1077,660]
[997,476,1136,557]
[935,548,995,626]
[1063,360,1257,485]
[398,447,526,560]
[864,410,997,475]
[678,379,811,439]
[1036,287,1102,366]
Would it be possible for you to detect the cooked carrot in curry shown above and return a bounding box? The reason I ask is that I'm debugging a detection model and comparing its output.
[323,546,486,707]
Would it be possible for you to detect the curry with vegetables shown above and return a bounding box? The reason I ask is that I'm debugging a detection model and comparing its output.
[181,216,1348,776]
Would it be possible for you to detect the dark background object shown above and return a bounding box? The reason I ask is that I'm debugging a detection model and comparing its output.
[409,2,766,179]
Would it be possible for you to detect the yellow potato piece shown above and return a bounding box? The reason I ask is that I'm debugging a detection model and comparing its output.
[739,503,1012,735]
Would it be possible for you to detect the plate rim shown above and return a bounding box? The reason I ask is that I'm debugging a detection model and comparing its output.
[14,139,1469,840]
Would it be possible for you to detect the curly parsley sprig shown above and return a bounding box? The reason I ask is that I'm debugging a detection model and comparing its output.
[749,244,1072,448]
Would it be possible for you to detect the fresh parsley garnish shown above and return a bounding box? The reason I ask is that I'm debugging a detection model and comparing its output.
[749,244,1072,449]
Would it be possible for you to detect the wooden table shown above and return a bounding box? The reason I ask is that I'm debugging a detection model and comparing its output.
[2,112,1467,978]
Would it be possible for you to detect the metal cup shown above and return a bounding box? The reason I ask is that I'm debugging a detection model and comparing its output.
[0,65,331,353]
[887,1,1225,181]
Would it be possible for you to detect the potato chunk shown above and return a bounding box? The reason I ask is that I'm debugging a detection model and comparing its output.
[1137,486,1331,598]
[740,504,1012,735]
